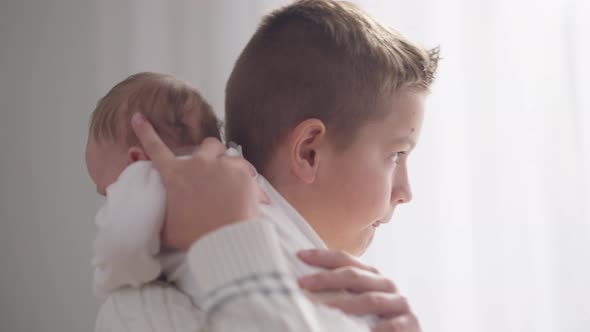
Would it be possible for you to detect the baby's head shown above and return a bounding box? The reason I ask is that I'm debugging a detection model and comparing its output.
[225,0,439,255]
[86,72,220,196]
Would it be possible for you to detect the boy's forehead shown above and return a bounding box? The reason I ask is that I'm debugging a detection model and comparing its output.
[352,92,424,149]
[374,92,424,127]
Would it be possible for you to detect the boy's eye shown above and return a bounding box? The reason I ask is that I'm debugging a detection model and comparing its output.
[390,152,405,163]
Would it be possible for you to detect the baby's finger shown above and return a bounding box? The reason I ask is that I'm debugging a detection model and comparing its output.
[298,267,396,293]
[322,292,410,317]
[297,249,380,274]
[131,113,174,171]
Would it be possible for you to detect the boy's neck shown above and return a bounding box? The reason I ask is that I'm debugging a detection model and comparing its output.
[263,152,364,256]
[263,156,331,245]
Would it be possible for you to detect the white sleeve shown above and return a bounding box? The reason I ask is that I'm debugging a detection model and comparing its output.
[92,162,166,298]
[95,282,203,332]
[188,219,371,332]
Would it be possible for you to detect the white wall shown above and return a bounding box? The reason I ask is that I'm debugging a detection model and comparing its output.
[0,1,101,331]
[0,1,272,331]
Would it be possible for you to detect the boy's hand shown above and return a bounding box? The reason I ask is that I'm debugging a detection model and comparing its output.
[131,113,265,251]
[297,249,422,332]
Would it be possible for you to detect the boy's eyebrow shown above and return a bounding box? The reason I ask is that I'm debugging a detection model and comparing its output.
[390,137,416,149]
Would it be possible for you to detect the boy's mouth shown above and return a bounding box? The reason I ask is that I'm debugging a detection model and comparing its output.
[373,215,393,228]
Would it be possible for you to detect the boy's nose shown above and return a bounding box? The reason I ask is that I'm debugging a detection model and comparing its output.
[392,184,412,204]
[400,185,413,203]
[391,166,412,204]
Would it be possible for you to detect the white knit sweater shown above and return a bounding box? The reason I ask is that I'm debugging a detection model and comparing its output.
[95,220,371,332]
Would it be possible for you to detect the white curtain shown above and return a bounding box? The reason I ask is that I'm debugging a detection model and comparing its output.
[95,1,590,331]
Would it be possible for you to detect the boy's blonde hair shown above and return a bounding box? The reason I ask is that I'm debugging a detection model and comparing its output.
[225,0,439,173]
[90,72,221,149]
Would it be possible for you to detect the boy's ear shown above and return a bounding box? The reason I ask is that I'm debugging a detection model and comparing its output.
[127,146,149,165]
[288,119,326,184]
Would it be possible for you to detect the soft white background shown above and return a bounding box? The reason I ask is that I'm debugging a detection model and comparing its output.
[1,1,588,331]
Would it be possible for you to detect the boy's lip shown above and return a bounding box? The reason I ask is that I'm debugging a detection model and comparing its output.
[373,217,392,228]
[372,221,382,228]
[372,211,395,227]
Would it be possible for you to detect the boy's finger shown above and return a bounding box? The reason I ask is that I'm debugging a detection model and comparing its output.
[223,156,257,176]
[195,137,226,160]
[298,267,396,293]
[297,249,379,274]
[222,157,268,203]
[131,113,174,170]
[322,292,409,317]
[372,313,418,332]
[258,185,271,205]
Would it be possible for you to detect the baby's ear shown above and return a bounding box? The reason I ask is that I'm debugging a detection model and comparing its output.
[127,146,149,164]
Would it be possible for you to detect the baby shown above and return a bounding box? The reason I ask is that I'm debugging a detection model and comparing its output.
[85,72,225,300]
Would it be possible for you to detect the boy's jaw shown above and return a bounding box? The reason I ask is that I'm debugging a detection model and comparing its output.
[266,173,390,256]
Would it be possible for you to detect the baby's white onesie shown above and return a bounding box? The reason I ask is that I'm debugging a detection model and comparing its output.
[92,159,169,298]
[93,146,242,300]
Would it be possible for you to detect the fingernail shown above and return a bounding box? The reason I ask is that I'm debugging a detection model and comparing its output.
[298,250,314,258]
[132,113,144,127]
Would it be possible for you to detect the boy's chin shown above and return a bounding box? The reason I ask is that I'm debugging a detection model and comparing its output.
[350,227,376,256]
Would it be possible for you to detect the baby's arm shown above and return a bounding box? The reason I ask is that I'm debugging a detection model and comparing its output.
[92,162,166,298]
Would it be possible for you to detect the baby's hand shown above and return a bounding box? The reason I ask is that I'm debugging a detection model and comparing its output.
[297,249,422,332]
[131,113,267,251]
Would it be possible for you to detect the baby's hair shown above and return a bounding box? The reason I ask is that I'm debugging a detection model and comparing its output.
[225,0,439,173]
[90,72,221,150]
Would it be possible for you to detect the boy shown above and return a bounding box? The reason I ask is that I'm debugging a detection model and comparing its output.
[225,0,438,257]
